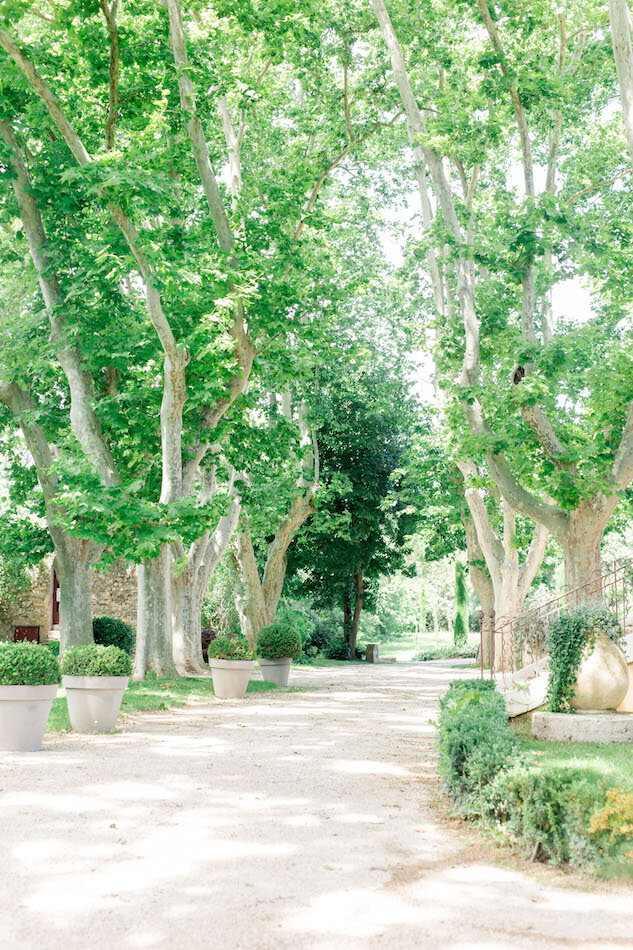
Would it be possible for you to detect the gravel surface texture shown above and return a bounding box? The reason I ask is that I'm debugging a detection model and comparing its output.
[1,660,632,949]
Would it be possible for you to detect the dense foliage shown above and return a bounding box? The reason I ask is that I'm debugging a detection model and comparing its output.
[547,607,623,713]
[93,617,135,656]
[61,644,132,678]
[439,679,633,874]
[0,641,60,686]
[207,635,255,662]
[257,623,302,661]
[453,561,468,647]
[438,681,519,812]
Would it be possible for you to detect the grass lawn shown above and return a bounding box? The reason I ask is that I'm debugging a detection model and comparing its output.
[46,675,278,733]
[521,737,633,786]
[357,630,480,661]
[511,713,633,787]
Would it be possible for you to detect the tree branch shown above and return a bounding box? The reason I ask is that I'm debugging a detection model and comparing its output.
[519,518,549,598]
[99,0,119,150]
[0,120,120,488]
[165,0,234,251]
[0,27,187,503]
[613,400,633,488]
[456,460,503,585]
[486,452,568,535]
[520,403,570,466]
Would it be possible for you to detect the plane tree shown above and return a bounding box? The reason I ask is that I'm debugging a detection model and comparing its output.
[0,0,398,669]
[371,0,633,598]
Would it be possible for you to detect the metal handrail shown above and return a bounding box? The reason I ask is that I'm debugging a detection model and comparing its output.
[479,559,633,680]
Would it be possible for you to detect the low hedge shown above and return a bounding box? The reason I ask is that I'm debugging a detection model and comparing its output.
[208,635,255,661]
[416,644,478,661]
[61,644,132,678]
[438,681,520,816]
[438,679,633,875]
[257,622,302,660]
[0,642,60,686]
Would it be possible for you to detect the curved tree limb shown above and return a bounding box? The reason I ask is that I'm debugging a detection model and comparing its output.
[0,121,120,488]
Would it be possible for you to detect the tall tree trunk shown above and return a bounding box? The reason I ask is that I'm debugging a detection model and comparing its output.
[232,491,316,646]
[171,565,206,675]
[232,534,268,647]
[464,516,494,667]
[556,497,614,593]
[347,571,364,658]
[134,545,176,679]
[54,540,98,652]
[342,590,352,644]
[540,495,616,595]
[172,498,241,673]
[609,0,633,167]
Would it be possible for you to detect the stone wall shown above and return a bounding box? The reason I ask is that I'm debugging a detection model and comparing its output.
[2,561,52,640]
[4,555,137,641]
[92,561,137,628]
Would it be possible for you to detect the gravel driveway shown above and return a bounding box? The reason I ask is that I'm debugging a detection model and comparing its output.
[1,661,631,949]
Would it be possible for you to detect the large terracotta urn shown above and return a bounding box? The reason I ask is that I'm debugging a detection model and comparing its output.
[572,634,629,711]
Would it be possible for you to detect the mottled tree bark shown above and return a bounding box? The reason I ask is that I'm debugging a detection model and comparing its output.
[134,546,177,680]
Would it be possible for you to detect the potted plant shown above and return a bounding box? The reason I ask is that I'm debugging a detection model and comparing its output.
[257,622,302,686]
[0,642,60,751]
[61,644,131,733]
[208,635,255,698]
[547,605,629,712]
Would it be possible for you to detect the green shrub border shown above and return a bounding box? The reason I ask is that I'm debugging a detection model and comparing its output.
[438,679,633,876]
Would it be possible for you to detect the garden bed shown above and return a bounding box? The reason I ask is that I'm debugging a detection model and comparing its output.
[439,680,633,879]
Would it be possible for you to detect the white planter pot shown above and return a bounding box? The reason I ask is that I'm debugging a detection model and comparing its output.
[62,675,129,733]
[258,657,292,687]
[0,684,58,752]
[209,659,254,699]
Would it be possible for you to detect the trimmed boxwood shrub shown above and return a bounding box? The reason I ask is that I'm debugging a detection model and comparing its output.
[208,635,255,661]
[61,644,132,677]
[438,682,520,814]
[0,642,60,686]
[46,641,60,658]
[93,616,135,655]
[438,677,633,875]
[491,764,607,867]
[257,622,302,660]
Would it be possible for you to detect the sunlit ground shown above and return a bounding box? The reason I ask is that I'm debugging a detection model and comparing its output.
[2,662,632,949]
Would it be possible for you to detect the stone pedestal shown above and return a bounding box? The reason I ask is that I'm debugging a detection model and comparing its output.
[365,643,379,664]
[532,710,633,743]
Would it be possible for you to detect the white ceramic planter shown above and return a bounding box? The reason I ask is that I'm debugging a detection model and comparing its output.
[0,684,58,752]
[209,659,254,699]
[258,657,292,687]
[62,675,129,733]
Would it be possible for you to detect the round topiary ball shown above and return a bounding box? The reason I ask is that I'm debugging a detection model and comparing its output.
[0,641,60,686]
[257,622,302,660]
